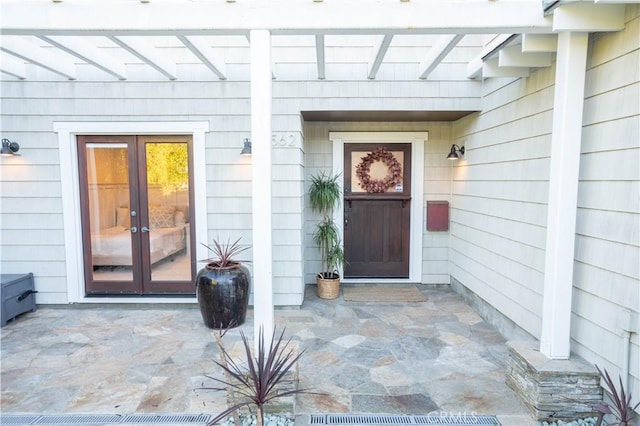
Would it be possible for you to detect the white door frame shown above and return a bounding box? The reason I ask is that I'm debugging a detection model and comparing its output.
[53,121,209,304]
[329,131,426,284]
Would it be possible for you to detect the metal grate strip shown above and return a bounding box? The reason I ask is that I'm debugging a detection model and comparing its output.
[309,414,501,426]
[122,414,212,423]
[33,414,124,424]
[0,415,41,425]
[1,413,213,425]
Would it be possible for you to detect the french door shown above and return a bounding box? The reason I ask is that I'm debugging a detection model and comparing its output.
[343,143,412,278]
[77,135,195,295]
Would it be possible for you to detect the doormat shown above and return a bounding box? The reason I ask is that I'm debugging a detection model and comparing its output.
[342,285,427,302]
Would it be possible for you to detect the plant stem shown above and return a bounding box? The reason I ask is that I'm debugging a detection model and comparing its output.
[257,406,264,426]
[214,330,242,426]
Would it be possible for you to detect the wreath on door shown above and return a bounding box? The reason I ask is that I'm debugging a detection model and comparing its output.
[355,147,403,193]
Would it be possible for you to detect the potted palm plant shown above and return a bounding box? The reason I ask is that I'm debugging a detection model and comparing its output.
[196,238,250,329]
[309,172,345,299]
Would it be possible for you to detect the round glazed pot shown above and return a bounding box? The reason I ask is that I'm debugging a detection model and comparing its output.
[195,263,250,329]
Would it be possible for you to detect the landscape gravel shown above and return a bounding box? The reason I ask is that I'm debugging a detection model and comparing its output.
[224,414,295,426]
[536,417,599,426]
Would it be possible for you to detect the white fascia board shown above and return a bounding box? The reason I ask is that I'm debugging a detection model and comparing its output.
[0,1,553,35]
[367,34,393,80]
[0,36,76,79]
[177,35,227,80]
[499,45,552,68]
[482,58,530,78]
[315,34,325,80]
[108,36,177,80]
[419,34,464,79]
[522,34,558,53]
[39,35,127,80]
[552,3,626,32]
[0,53,26,79]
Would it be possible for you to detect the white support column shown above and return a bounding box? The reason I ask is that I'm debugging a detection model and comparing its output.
[540,31,589,360]
[250,29,274,350]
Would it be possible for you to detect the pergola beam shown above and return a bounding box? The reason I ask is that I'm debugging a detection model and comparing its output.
[499,45,552,68]
[466,34,517,79]
[108,36,177,80]
[0,53,26,79]
[315,34,325,80]
[39,35,127,80]
[553,3,626,31]
[419,34,463,79]
[0,36,76,79]
[368,34,393,79]
[522,34,558,53]
[0,0,553,35]
[177,35,227,80]
[482,58,530,78]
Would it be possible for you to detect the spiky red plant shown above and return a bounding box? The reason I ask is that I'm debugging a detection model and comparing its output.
[203,327,307,426]
[594,365,640,426]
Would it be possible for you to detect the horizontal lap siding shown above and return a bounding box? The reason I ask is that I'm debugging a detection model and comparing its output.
[0,78,309,305]
[451,63,556,339]
[451,5,639,397]
[571,6,640,395]
[1,34,483,304]
[302,122,455,286]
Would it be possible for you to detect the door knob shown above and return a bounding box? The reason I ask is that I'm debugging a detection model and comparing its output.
[141,226,150,233]
[126,226,138,233]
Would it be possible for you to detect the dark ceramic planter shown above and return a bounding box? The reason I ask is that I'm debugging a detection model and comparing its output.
[195,263,250,329]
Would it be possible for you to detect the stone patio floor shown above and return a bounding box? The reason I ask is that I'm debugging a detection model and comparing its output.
[0,285,535,425]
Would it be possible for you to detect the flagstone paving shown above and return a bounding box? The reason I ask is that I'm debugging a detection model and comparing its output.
[0,286,535,425]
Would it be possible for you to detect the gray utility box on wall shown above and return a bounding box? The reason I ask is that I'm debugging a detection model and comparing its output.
[1,273,37,327]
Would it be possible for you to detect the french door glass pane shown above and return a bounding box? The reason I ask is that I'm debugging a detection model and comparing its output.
[85,143,134,281]
[145,142,191,281]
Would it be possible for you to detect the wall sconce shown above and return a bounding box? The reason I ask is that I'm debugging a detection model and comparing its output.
[240,138,252,156]
[447,144,465,160]
[1,139,20,156]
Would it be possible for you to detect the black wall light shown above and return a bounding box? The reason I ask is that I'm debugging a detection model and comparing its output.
[447,144,464,160]
[1,139,20,156]
[240,138,252,156]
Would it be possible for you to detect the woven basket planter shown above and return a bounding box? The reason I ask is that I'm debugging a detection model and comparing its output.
[316,274,340,299]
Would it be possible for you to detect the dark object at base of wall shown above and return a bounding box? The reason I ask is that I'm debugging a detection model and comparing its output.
[1,273,37,327]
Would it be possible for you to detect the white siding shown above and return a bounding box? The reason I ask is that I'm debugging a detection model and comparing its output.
[571,6,640,396]
[0,33,482,304]
[451,63,554,337]
[452,4,639,398]
[302,121,454,286]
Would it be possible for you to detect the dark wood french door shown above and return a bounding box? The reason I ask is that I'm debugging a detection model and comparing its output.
[344,143,411,278]
[77,135,196,295]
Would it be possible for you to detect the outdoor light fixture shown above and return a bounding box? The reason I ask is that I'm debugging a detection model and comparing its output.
[1,139,20,156]
[447,144,465,160]
[240,138,252,156]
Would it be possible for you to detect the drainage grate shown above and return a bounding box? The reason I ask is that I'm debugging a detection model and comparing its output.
[0,416,41,425]
[122,414,212,424]
[309,414,501,426]
[0,413,212,425]
[33,414,124,424]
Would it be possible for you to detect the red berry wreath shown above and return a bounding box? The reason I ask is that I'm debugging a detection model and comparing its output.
[355,147,403,193]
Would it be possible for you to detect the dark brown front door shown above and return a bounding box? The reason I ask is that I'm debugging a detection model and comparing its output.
[77,135,196,295]
[344,143,411,278]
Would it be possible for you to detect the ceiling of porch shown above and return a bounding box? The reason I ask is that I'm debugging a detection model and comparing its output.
[0,0,628,83]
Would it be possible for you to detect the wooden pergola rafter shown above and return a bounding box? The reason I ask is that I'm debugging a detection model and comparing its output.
[0,0,628,82]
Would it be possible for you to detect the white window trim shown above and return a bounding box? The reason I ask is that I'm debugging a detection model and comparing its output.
[53,121,209,304]
[329,131,427,284]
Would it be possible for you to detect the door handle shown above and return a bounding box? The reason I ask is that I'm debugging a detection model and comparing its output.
[126,226,138,233]
[141,226,150,233]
